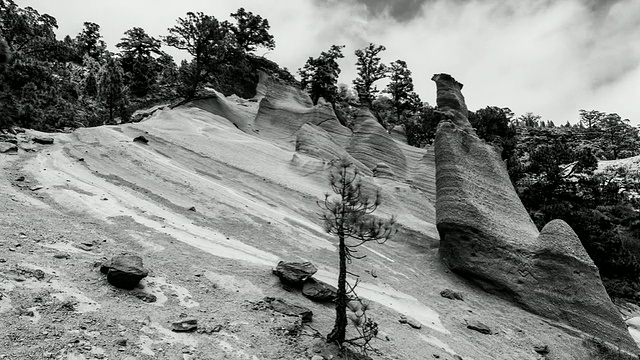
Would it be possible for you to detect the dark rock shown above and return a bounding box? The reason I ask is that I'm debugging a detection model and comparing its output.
[432,73,637,352]
[100,255,149,290]
[453,355,463,360]
[132,291,157,303]
[466,320,491,335]
[0,142,18,154]
[15,176,25,182]
[440,289,464,301]
[115,338,127,346]
[32,136,54,145]
[399,315,422,329]
[133,136,149,144]
[29,185,43,191]
[188,206,196,212]
[53,253,70,260]
[272,261,317,286]
[171,318,197,332]
[302,278,337,302]
[263,297,313,322]
[534,345,549,355]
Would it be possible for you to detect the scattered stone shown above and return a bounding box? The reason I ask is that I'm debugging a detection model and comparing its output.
[32,136,54,145]
[302,278,337,302]
[171,318,198,332]
[133,136,149,144]
[132,291,157,303]
[466,320,492,335]
[399,315,422,329]
[263,297,313,323]
[440,289,464,301]
[534,345,549,355]
[29,185,43,191]
[100,254,149,290]
[188,206,196,212]
[272,261,317,286]
[0,142,18,154]
[115,338,127,346]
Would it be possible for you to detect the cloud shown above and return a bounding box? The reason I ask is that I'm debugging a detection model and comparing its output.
[307,0,640,124]
[14,0,640,124]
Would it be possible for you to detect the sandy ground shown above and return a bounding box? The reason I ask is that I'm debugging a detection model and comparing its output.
[0,91,636,359]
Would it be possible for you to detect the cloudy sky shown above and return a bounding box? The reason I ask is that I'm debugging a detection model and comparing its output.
[16,0,640,124]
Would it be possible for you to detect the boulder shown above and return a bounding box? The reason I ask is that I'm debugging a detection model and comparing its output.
[171,318,198,332]
[302,278,337,302]
[432,73,637,352]
[0,142,17,154]
[440,289,464,301]
[399,315,422,329]
[133,136,149,144]
[466,320,491,335]
[100,255,149,290]
[273,261,317,286]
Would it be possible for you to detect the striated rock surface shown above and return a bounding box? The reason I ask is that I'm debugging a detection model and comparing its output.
[347,109,407,179]
[433,73,637,351]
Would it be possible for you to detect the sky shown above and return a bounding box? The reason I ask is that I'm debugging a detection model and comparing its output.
[15,0,640,125]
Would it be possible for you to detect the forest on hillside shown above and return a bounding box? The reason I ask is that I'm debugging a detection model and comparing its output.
[2,0,640,301]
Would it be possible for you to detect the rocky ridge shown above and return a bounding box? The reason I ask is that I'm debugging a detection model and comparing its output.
[433,73,638,353]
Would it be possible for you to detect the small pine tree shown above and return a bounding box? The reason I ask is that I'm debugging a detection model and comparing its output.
[318,159,396,345]
[98,57,127,123]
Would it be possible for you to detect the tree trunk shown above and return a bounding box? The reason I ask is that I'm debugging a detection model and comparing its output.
[327,232,348,344]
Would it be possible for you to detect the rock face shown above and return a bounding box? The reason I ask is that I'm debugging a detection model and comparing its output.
[432,73,637,351]
[100,255,149,290]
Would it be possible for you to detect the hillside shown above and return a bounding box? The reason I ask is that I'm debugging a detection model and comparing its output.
[0,74,638,360]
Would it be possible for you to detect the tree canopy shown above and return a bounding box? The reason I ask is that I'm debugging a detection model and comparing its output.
[298,45,345,105]
[352,43,387,107]
[229,7,275,53]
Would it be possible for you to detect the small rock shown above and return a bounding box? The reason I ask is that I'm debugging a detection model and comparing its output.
[54,253,70,260]
[171,318,198,332]
[115,338,127,346]
[78,158,85,162]
[399,315,422,329]
[188,206,196,212]
[440,289,464,301]
[100,254,149,290]
[273,261,317,286]
[534,345,549,355]
[302,278,337,302]
[311,356,324,360]
[15,176,25,182]
[29,185,43,191]
[466,320,492,335]
[263,297,313,323]
[132,291,157,303]
[453,355,463,360]
[133,136,149,144]
[33,136,54,145]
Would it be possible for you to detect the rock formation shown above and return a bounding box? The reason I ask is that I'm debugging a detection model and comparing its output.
[432,73,637,351]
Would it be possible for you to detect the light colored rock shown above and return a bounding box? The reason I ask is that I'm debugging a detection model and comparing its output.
[432,73,637,352]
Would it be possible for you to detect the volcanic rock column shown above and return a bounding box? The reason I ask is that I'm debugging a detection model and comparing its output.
[432,73,637,352]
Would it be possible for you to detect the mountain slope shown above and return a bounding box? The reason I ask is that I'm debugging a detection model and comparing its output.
[0,75,635,359]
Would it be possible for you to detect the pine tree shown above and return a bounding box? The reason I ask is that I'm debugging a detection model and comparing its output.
[298,45,344,105]
[318,159,396,345]
[353,43,387,107]
[384,60,419,130]
[98,57,127,122]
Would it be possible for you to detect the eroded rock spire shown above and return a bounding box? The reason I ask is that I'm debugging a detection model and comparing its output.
[432,73,637,352]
